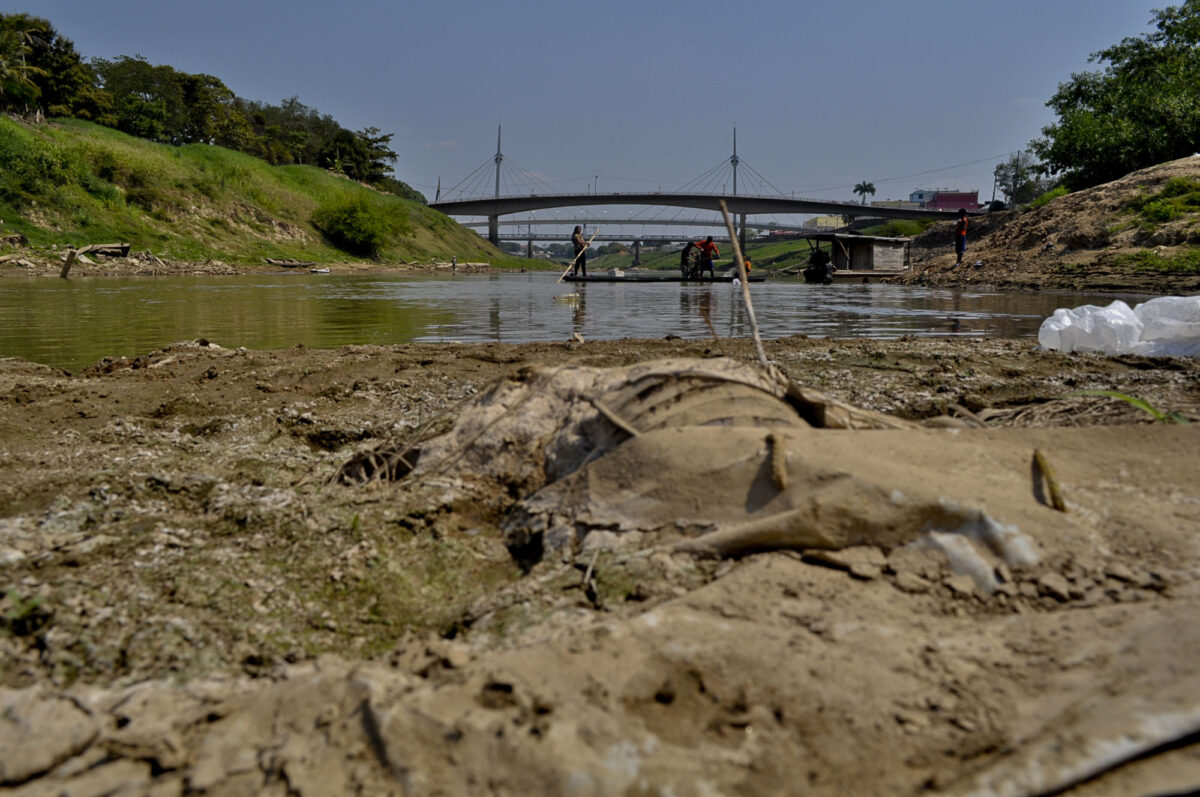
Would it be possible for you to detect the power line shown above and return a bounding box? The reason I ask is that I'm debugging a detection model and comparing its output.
[797,153,1012,195]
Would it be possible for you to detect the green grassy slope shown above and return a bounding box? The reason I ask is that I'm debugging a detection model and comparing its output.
[0,117,525,266]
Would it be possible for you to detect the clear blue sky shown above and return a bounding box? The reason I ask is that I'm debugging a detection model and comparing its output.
[11,0,1165,208]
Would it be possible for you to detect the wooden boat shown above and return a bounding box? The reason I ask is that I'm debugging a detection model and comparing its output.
[563,271,766,284]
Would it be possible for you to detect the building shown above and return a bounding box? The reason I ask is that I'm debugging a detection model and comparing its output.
[804,215,844,230]
[909,189,980,211]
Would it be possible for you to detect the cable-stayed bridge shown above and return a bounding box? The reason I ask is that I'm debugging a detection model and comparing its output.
[428,127,961,248]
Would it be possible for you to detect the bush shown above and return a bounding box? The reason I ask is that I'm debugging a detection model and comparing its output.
[872,219,931,237]
[310,196,404,258]
[1029,186,1068,210]
[1159,176,1200,198]
[1140,198,1182,223]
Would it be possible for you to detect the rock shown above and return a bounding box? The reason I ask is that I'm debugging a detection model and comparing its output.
[894,572,931,594]
[805,546,887,573]
[1037,573,1072,602]
[944,575,976,598]
[54,759,151,797]
[895,709,930,731]
[849,563,883,581]
[0,690,98,784]
[1104,563,1136,583]
[0,547,26,565]
[886,547,946,580]
[993,582,1017,598]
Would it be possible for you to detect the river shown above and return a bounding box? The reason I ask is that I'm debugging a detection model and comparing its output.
[0,272,1146,371]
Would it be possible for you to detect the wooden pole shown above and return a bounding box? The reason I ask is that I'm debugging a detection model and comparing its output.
[719,201,769,369]
[59,249,77,279]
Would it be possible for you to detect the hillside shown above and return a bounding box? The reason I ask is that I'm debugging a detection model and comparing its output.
[0,117,524,270]
[904,156,1200,293]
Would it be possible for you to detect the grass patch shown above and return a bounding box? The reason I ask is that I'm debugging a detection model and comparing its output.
[1030,186,1069,210]
[1113,247,1200,273]
[1124,176,1200,229]
[860,219,933,237]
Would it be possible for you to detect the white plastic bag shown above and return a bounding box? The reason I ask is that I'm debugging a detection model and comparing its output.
[1038,295,1200,357]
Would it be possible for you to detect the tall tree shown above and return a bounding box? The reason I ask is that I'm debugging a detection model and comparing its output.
[1032,0,1200,188]
[853,181,876,204]
[0,15,93,117]
[993,151,1056,206]
[0,14,48,108]
[92,56,186,143]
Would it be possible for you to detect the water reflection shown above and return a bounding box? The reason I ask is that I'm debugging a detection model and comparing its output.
[573,285,586,336]
[0,272,1152,371]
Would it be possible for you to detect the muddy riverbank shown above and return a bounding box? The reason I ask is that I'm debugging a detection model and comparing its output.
[2,335,1199,795]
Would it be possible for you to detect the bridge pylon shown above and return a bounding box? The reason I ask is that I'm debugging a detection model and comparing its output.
[489,125,503,245]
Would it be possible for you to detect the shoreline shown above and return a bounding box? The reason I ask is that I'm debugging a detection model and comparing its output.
[5,247,1198,294]
[2,256,1190,296]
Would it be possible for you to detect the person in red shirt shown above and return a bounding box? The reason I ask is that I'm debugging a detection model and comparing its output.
[954,209,968,266]
[696,236,719,279]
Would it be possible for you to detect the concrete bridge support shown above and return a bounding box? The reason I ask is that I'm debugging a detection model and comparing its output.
[488,215,499,246]
[633,240,641,266]
[527,238,533,258]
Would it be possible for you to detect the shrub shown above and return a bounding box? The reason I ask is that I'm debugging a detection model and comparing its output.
[873,219,930,237]
[1140,198,1182,223]
[1029,186,1068,210]
[310,196,405,257]
[1159,176,1200,198]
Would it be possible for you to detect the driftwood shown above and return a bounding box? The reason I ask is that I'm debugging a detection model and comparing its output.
[82,243,131,258]
[58,243,132,277]
[0,254,19,264]
[265,258,315,268]
[59,243,133,262]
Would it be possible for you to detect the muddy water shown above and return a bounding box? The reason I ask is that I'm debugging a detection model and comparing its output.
[0,272,1148,371]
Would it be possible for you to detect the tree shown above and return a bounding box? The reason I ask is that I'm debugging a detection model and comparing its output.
[0,15,48,108]
[1032,0,1200,188]
[993,151,1056,206]
[853,181,876,204]
[92,56,187,143]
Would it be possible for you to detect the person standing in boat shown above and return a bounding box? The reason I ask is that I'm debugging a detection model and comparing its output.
[571,226,588,278]
[696,236,719,279]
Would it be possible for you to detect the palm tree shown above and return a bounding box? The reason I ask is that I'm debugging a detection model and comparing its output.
[853,181,876,205]
[0,18,46,104]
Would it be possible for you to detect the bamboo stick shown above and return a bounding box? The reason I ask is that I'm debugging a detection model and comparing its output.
[719,201,769,369]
